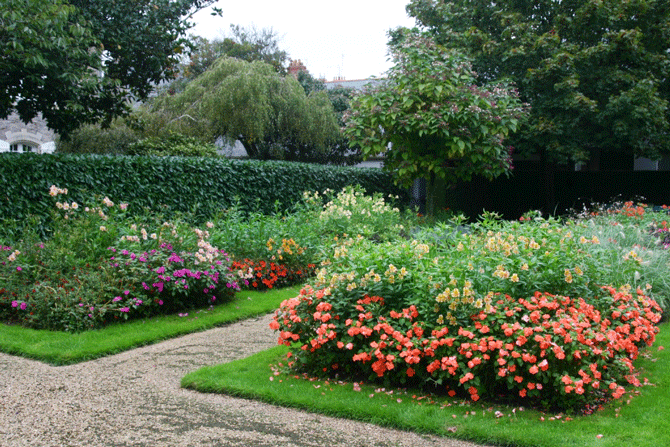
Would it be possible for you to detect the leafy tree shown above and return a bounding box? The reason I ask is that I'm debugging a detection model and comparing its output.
[293,72,362,165]
[1,0,216,138]
[406,0,670,168]
[168,24,289,94]
[296,70,327,96]
[149,57,341,163]
[344,32,528,216]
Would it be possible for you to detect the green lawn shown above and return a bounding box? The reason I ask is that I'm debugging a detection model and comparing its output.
[182,322,669,447]
[0,286,300,365]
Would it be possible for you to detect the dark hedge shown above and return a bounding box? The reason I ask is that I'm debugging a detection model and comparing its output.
[0,154,409,238]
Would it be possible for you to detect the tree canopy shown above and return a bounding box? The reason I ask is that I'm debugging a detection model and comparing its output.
[344,32,528,215]
[1,0,216,137]
[149,57,341,163]
[406,0,670,166]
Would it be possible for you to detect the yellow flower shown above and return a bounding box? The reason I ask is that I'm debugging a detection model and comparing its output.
[510,273,519,282]
[564,269,573,284]
[521,263,529,271]
[574,266,583,276]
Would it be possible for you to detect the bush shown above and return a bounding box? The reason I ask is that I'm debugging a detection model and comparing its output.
[272,285,661,411]
[56,120,140,155]
[126,133,218,157]
[0,188,239,331]
[231,258,316,290]
[271,213,668,411]
[0,153,409,241]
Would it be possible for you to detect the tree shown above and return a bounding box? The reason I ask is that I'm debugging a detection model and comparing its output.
[294,72,362,165]
[172,24,288,91]
[344,32,528,216]
[1,0,216,138]
[406,0,670,167]
[149,57,341,163]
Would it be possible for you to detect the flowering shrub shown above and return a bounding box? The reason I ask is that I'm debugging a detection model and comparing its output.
[302,185,408,241]
[0,186,238,331]
[311,217,613,328]
[271,285,661,411]
[231,258,316,290]
[272,211,667,411]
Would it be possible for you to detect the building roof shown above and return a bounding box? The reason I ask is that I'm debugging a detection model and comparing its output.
[324,77,384,91]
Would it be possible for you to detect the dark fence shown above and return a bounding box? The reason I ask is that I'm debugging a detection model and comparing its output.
[453,170,670,220]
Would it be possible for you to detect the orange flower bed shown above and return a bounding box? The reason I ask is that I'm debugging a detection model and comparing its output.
[271,285,662,411]
[232,259,316,290]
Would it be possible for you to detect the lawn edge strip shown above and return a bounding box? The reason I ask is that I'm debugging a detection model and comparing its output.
[0,286,301,365]
[181,324,670,447]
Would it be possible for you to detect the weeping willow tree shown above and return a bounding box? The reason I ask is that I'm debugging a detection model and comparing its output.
[149,57,341,163]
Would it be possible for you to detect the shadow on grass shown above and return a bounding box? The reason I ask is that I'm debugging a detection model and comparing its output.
[182,323,669,447]
[0,286,301,365]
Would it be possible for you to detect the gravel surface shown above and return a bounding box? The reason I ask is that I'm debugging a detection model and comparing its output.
[0,314,489,447]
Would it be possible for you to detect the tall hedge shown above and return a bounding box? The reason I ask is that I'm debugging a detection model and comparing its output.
[0,154,408,229]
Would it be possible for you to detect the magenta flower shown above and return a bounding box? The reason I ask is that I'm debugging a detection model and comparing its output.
[20,303,27,310]
[11,301,18,308]
[16,266,22,271]
[119,307,130,312]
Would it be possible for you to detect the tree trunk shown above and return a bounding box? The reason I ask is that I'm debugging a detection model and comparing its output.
[426,171,447,217]
[540,148,556,214]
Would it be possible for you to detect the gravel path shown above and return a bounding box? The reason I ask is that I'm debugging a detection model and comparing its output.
[0,314,489,447]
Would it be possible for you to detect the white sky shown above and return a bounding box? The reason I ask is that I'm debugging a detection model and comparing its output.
[188,0,417,81]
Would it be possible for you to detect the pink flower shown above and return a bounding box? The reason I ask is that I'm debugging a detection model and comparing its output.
[120,307,130,312]
[20,302,27,310]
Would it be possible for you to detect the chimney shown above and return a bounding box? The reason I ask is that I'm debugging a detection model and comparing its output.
[288,59,308,78]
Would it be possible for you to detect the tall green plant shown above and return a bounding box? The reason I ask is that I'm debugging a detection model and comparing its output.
[344,31,528,216]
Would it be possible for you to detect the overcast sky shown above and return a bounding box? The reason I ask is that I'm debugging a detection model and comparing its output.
[188,0,417,81]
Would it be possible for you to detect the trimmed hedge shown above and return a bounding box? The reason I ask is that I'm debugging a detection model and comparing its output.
[0,153,408,236]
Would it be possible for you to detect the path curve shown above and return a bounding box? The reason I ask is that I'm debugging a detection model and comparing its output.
[0,314,489,447]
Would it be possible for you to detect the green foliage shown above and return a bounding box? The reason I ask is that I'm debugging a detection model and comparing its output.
[0,153,409,241]
[1,0,216,137]
[1,0,108,136]
[344,32,528,215]
[272,212,668,411]
[56,119,141,155]
[183,25,288,79]
[149,57,342,163]
[127,133,218,157]
[406,0,670,164]
[0,192,238,332]
[302,186,410,241]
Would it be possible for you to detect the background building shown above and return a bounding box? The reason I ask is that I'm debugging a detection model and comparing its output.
[0,112,56,154]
